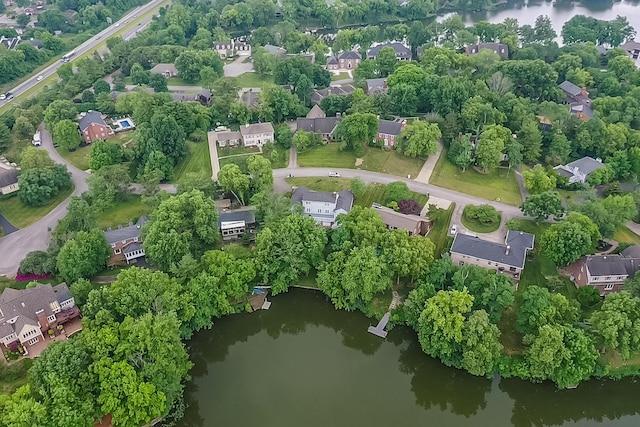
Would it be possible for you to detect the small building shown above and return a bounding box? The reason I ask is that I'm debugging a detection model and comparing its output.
[310,84,355,105]
[171,92,194,103]
[326,51,362,71]
[567,246,640,296]
[241,90,261,109]
[149,63,178,78]
[104,216,148,267]
[0,166,19,196]
[296,116,340,141]
[371,204,431,236]
[558,80,593,120]
[450,230,535,280]
[0,36,22,50]
[196,89,212,105]
[218,207,257,240]
[465,43,509,59]
[215,130,242,148]
[554,156,604,184]
[306,104,326,119]
[240,122,275,148]
[79,111,114,143]
[377,119,406,148]
[620,40,640,62]
[365,78,388,95]
[0,283,80,356]
[291,187,354,227]
[367,42,412,61]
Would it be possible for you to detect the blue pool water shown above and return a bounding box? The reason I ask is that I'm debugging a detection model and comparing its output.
[120,120,131,128]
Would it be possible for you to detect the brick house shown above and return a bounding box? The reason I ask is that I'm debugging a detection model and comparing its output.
[566,246,640,296]
[79,111,114,143]
[104,216,148,267]
[0,283,80,356]
[377,119,406,148]
[326,51,362,71]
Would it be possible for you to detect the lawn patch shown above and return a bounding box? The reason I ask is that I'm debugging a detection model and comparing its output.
[107,131,136,147]
[0,186,73,229]
[234,72,275,88]
[497,307,525,355]
[331,72,350,81]
[60,145,92,171]
[286,177,351,192]
[218,146,260,158]
[173,141,212,182]
[427,204,455,259]
[96,196,152,230]
[613,225,640,245]
[430,151,522,205]
[461,205,501,233]
[297,144,356,168]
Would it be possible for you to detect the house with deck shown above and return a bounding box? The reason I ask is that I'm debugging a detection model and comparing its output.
[104,216,148,267]
[291,187,354,227]
[218,207,257,240]
[371,204,431,236]
[554,156,604,184]
[450,230,535,281]
[0,283,80,356]
[567,246,640,296]
[79,111,114,143]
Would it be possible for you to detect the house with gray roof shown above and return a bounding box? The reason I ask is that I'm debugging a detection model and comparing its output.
[367,42,412,61]
[0,283,80,356]
[554,156,604,184]
[0,166,19,195]
[218,207,257,240]
[291,187,354,227]
[567,245,640,296]
[311,84,356,104]
[372,204,432,236]
[365,78,388,94]
[263,44,287,56]
[149,63,178,78]
[559,80,593,120]
[240,122,275,147]
[296,116,340,140]
[306,105,326,119]
[377,119,406,148]
[450,230,535,281]
[104,216,148,266]
[215,130,242,147]
[621,40,640,62]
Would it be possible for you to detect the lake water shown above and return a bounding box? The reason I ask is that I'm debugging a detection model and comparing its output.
[179,289,640,427]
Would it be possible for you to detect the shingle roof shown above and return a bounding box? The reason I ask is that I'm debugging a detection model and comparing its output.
[240,122,274,136]
[335,190,354,212]
[585,255,632,276]
[559,80,582,96]
[306,104,326,119]
[378,120,402,136]
[263,44,286,55]
[367,42,411,59]
[365,78,387,94]
[78,111,107,132]
[621,40,640,51]
[372,203,426,232]
[450,230,535,269]
[0,284,68,331]
[104,216,148,244]
[291,187,337,203]
[0,168,18,188]
[122,242,143,254]
[326,56,338,65]
[218,209,256,227]
[149,63,178,75]
[565,156,603,176]
[622,245,640,259]
[338,51,361,60]
[465,43,509,57]
[53,283,72,304]
[215,131,242,141]
[296,117,339,135]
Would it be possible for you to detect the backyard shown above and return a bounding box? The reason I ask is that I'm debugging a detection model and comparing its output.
[172,141,212,183]
[0,186,74,229]
[613,225,640,245]
[234,72,275,88]
[60,145,92,171]
[96,196,151,230]
[297,144,424,178]
[430,151,522,206]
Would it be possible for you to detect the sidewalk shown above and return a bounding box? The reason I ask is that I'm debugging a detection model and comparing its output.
[414,141,443,184]
[207,131,221,181]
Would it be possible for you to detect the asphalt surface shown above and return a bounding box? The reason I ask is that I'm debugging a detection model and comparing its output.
[0,213,17,235]
[0,0,166,108]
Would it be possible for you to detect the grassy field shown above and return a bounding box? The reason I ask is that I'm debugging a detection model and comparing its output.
[430,151,522,206]
[613,225,640,245]
[107,131,136,147]
[297,144,424,177]
[461,206,501,233]
[218,146,260,158]
[331,72,351,81]
[219,150,288,172]
[60,145,92,171]
[96,196,151,230]
[0,186,74,229]
[428,204,455,259]
[234,72,274,88]
[173,141,212,183]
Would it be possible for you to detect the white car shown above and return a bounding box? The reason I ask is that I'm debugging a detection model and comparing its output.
[328,171,341,177]
[0,94,5,100]
[37,75,43,81]
[450,224,457,235]
[115,23,120,27]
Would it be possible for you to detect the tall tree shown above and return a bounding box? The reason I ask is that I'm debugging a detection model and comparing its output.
[218,163,250,205]
[475,124,510,173]
[523,164,556,194]
[520,191,564,223]
[335,113,378,157]
[590,291,640,359]
[56,229,110,283]
[398,121,441,158]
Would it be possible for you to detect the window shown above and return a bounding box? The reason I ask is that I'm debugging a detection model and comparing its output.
[604,283,615,291]
[318,209,322,213]
[325,210,330,213]
[114,248,121,254]
[28,337,39,345]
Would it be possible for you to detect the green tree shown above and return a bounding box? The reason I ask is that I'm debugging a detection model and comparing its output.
[89,140,122,171]
[247,155,273,194]
[93,79,111,94]
[331,205,388,251]
[85,164,131,211]
[18,165,71,207]
[254,214,327,294]
[398,121,441,158]
[475,124,511,173]
[53,197,97,245]
[376,46,399,77]
[19,146,54,170]
[523,164,556,194]
[44,99,77,130]
[516,285,579,335]
[349,177,366,198]
[383,181,412,204]
[448,134,474,172]
[518,119,543,163]
[590,291,640,359]
[335,113,378,157]
[12,116,34,140]
[461,310,503,377]
[143,190,220,270]
[53,119,81,152]
[148,73,168,92]
[218,163,250,205]
[520,191,564,222]
[56,229,110,283]
[452,265,514,323]
[541,219,595,267]
[144,150,174,181]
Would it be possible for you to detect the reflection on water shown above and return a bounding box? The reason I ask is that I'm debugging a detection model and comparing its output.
[178,289,640,427]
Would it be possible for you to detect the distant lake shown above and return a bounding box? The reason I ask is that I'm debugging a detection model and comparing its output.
[177,289,640,427]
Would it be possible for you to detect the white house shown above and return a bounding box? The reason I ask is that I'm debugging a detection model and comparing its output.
[291,187,354,227]
[554,156,604,184]
[240,123,275,148]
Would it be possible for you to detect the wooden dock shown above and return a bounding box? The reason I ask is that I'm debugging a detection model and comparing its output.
[367,312,390,338]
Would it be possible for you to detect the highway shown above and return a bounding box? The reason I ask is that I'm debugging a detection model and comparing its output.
[0,0,167,108]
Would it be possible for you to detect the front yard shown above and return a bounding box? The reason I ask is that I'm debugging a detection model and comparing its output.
[0,186,74,229]
[234,72,275,88]
[430,151,522,206]
[297,144,424,178]
[60,145,92,171]
[172,141,212,183]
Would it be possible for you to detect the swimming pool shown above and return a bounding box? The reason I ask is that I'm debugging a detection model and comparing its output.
[120,120,132,128]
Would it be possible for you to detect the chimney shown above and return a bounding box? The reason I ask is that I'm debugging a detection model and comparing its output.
[505,245,511,255]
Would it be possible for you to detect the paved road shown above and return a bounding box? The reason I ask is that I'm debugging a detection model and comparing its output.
[0,213,17,235]
[126,85,204,93]
[288,146,297,168]
[0,0,166,108]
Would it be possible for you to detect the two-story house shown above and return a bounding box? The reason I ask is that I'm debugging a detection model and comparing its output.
[213,40,252,59]
[0,283,80,356]
[559,80,593,120]
[291,187,354,227]
[296,107,341,141]
[371,204,431,236]
[377,119,406,148]
[326,51,362,71]
[621,40,640,62]
[104,216,148,267]
[567,246,640,296]
[0,164,19,196]
[79,111,114,143]
[218,207,257,241]
[554,156,604,184]
[367,42,412,61]
[240,123,275,148]
[465,43,509,59]
[450,230,535,281]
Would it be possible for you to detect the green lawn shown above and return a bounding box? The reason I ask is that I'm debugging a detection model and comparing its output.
[107,131,136,147]
[218,146,261,158]
[234,72,274,88]
[173,141,212,182]
[219,150,287,172]
[614,225,640,245]
[60,145,92,171]
[0,186,74,229]
[297,144,424,178]
[506,219,559,290]
[96,196,151,230]
[461,206,501,233]
[331,72,350,81]
[430,151,522,206]
[427,204,455,259]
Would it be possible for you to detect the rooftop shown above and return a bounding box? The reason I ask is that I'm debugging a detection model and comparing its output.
[0,168,18,188]
[450,230,535,269]
[104,216,148,244]
[378,119,403,136]
[565,156,603,176]
[368,42,411,59]
[371,204,427,232]
[78,111,107,131]
[559,80,583,97]
[296,117,339,135]
[240,122,275,136]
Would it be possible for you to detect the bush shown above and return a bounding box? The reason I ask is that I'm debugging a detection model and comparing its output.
[577,285,601,308]
[464,204,500,224]
[398,199,421,215]
[0,358,32,382]
[19,250,56,276]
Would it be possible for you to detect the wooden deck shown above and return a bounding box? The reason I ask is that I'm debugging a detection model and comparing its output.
[367,312,390,338]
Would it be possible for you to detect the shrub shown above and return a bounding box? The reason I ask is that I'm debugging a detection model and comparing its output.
[398,199,421,215]
[464,204,500,224]
[577,285,601,308]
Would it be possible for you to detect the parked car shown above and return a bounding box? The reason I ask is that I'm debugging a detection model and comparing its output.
[0,94,5,100]
[328,171,341,177]
[37,75,43,81]
[5,92,14,99]
[450,224,457,235]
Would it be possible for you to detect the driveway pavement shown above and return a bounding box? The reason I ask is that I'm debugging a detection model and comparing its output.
[224,56,254,77]
[208,131,221,180]
[0,213,18,235]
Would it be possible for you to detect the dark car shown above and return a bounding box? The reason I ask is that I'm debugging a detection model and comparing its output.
[5,92,13,99]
